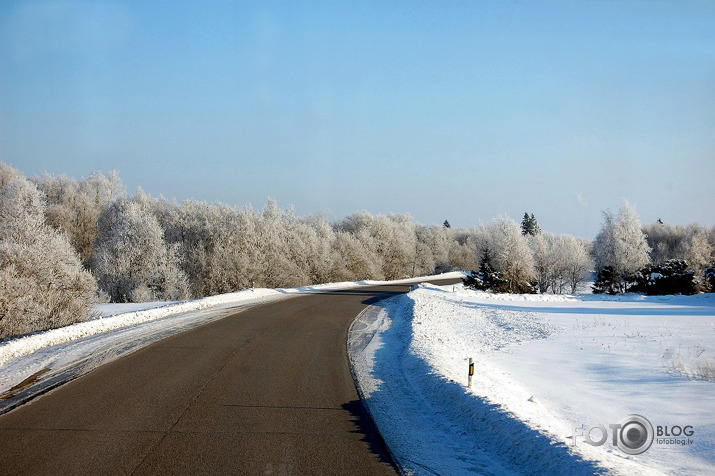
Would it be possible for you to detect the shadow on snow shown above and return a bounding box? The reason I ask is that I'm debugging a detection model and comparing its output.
[364,296,607,475]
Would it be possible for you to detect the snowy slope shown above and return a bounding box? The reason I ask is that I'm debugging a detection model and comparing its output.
[349,284,715,475]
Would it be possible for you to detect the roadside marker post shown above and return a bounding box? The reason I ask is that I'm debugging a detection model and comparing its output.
[468,358,474,388]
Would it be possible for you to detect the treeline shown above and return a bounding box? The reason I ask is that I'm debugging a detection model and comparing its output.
[0,164,479,338]
[1,164,714,339]
[463,216,593,294]
[465,202,715,296]
[591,202,715,295]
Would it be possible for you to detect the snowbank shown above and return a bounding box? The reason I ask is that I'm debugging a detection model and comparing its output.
[0,288,288,413]
[349,284,715,475]
[0,288,282,369]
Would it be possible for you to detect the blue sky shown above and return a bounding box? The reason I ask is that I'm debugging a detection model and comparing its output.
[1,0,714,238]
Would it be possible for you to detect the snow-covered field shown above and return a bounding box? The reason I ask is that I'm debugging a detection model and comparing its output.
[0,273,462,414]
[349,284,715,475]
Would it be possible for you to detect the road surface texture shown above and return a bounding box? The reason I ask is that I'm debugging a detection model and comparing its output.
[0,279,459,475]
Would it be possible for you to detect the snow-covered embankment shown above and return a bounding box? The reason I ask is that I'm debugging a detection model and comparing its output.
[349,284,715,475]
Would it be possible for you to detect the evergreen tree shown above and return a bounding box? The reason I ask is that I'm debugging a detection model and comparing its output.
[521,213,531,235]
[630,259,696,295]
[463,249,493,291]
[462,269,483,289]
[592,266,621,295]
[521,213,540,236]
[462,247,509,292]
[705,263,715,292]
[479,248,508,292]
[530,213,541,235]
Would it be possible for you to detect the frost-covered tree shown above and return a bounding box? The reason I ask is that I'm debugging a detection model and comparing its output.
[33,171,124,266]
[530,232,557,293]
[593,201,650,293]
[412,237,435,277]
[0,164,97,338]
[416,225,450,274]
[559,235,593,294]
[486,216,535,293]
[93,195,190,302]
[374,214,418,279]
[332,230,383,281]
[158,199,259,295]
[643,221,687,265]
[642,221,714,291]
[682,226,714,279]
[446,229,480,271]
[284,214,338,285]
[252,199,311,288]
[530,232,592,294]
[337,212,417,280]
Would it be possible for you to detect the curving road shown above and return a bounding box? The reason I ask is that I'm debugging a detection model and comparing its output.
[0,279,458,475]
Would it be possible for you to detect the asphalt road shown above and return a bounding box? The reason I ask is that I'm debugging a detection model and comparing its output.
[0,279,459,475]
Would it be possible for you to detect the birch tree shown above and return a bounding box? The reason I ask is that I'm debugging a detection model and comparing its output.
[593,201,650,292]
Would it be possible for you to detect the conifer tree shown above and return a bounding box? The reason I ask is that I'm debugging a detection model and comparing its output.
[521,213,540,236]
[530,213,541,235]
[469,247,507,292]
[521,213,531,235]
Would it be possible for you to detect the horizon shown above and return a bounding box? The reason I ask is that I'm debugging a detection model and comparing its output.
[2,1,714,239]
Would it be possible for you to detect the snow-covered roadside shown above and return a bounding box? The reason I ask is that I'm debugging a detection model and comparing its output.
[349,284,715,475]
[0,272,462,413]
[0,289,282,370]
